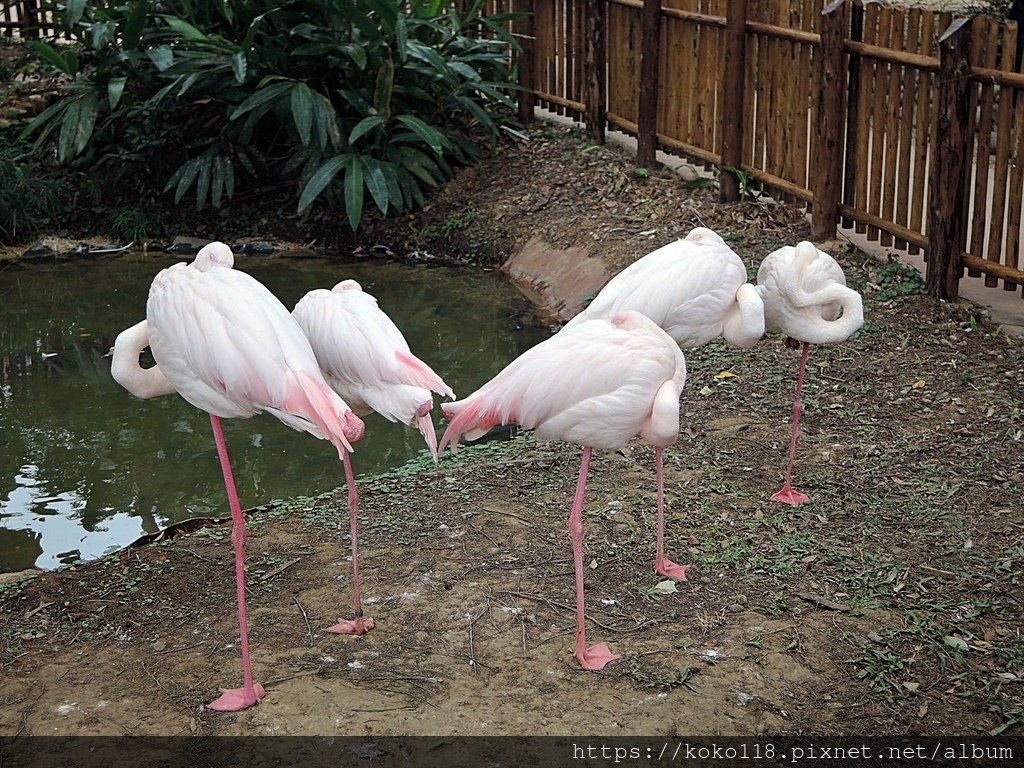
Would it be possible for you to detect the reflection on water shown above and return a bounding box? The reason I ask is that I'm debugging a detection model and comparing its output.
[0,254,549,573]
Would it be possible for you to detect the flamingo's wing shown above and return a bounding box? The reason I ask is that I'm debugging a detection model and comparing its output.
[568,240,749,348]
[294,289,454,401]
[441,312,683,452]
[148,264,358,452]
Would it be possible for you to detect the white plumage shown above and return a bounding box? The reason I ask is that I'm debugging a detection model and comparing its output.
[293,279,454,459]
[563,227,765,349]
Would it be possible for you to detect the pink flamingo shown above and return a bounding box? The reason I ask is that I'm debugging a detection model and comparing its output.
[439,311,687,670]
[755,241,864,505]
[111,242,365,711]
[292,279,453,633]
[563,227,765,349]
[292,279,454,461]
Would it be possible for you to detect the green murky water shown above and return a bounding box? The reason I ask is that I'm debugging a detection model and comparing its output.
[0,254,549,573]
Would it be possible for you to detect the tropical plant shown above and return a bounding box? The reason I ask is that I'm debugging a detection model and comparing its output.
[0,144,62,243]
[23,0,521,229]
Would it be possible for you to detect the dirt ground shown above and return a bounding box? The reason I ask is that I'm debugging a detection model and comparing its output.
[1,125,1022,739]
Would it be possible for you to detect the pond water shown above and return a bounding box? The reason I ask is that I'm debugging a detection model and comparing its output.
[0,254,550,573]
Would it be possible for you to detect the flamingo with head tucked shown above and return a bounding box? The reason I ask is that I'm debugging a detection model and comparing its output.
[756,241,864,505]
[110,242,366,710]
[292,279,454,463]
[439,311,687,670]
[563,227,765,349]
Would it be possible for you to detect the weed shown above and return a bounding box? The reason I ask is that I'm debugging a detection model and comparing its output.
[624,654,701,693]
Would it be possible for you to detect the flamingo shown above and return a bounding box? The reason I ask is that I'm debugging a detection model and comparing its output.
[292,279,455,463]
[438,311,687,670]
[562,227,765,349]
[755,241,864,505]
[110,242,366,711]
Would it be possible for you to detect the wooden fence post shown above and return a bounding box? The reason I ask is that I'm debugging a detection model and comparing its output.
[584,0,606,144]
[925,21,973,301]
[719,0,748,202]
[840,2,863,229]
[517,0,536,124]
[810,0,849,240]
[637,0,662,168]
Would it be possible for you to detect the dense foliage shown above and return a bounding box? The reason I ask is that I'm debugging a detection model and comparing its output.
[23,0,521,229]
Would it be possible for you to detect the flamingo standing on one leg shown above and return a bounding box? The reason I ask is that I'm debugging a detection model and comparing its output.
[292,279,454,633]
[111,242,365,710]
[755,241,864,505]
[562,227,765,349]
[438,311,687,670]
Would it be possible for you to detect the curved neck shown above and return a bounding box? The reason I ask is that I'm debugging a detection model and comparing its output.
[722,283,766,349]
[804,283,864,344]
[110,321,177,399]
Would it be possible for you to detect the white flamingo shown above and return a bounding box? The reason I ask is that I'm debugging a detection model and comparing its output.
[439,311,687,670]
[756,241,864,505]
[111,242,366,710]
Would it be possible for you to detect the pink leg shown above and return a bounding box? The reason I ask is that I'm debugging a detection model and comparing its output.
[653,447,691,580]
[327,450,375,634]
[569,447,620,671]
[771,342,812,506]
[207,415,266,712]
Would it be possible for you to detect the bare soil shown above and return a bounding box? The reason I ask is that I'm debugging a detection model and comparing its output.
[1,125,1022,738]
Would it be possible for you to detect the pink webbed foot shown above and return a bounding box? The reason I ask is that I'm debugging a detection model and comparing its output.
[655,557,691,581]
[771,484,810,506]
[207,682,266,712]
[326,616,375,635]
[575,642,621,671]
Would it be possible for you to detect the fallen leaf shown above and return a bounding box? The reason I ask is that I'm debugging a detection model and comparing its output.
[589,558,598,570]
[698,385,714,396]
[715,370,737,380]
[943,635,969,652]
[649,579,678,596]
[903,681,920,691]
[913,380,926,389]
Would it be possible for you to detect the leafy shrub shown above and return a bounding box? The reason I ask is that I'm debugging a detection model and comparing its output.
[24,0,521,229]
[0,146,62,243]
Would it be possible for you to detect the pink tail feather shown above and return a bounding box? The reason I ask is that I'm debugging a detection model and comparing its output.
[396,351,454,399]
[287,372,364,457]
[438,399,502,455]
[415,413,440,462]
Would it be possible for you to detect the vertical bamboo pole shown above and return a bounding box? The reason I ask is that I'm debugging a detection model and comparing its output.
[841,2,864,228]
[926,21,972,301]
[637,0,662,167]
[584,0,607,143]
[811,0,849,240]
[719,0,749,202]
[517,0,536,124]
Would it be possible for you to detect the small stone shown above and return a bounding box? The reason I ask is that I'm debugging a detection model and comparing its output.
[152,639,166,652]
[727,603,744,613]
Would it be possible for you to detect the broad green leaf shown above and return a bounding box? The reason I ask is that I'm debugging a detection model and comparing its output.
[231,52,247,84]
[66,0,86,28]
[33,42,71,75]
[211,157,225,209]
[57,92,97,162]
[169,158,202,203]
[231,81,293,119]
[162,16,207,42]
[290,83,315,146]
[449,61,481,81]
[146,46,173,71]
[123,0,148,48]
[344,156,364,230]
[348,115,386,145]
[88,21,114,50]
[373,58,394,117]
[395,17,408,63]
[107,77,127,110]
[363,159,389,215]
[395,114,446,155]
[195,157,211,209]
[298,154,348,212]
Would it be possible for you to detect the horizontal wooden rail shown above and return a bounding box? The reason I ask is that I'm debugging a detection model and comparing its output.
[845,40,939,71]
[745,21,817,45]
[961,253,1024,285]
[535,91,586,114]
[741,166,813,203]
[838,204,929,249]
[969,64,1024,90]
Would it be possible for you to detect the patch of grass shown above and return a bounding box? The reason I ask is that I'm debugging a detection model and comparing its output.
[624,654,701,693]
